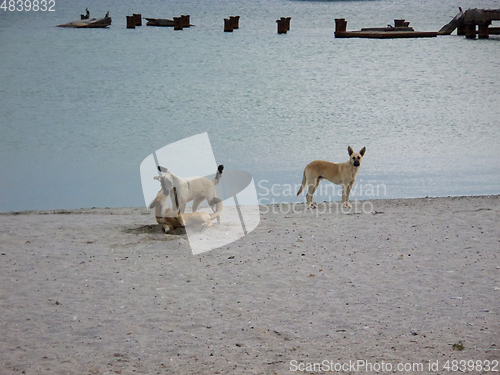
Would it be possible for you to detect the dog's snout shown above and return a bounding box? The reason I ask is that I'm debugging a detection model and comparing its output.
[354,160,360,167]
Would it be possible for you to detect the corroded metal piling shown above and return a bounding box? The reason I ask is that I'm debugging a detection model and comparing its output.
[441,8,500,38]
[173,17,183,30]
[334,18,347,36]
[283,17,291,30]
[127,14,141,28]
[181,15,191,28]
[126,16,135,29]
[463,9,500,39]
[394,19,410,27]
[224,16,240,32]
[133,14,142,26]
[230,16,240,29]
[277,17,290,34]
[224,18,233,32]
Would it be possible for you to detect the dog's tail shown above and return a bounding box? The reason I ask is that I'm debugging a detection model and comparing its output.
[212,165,224,185]
[208,197,223,221]
[297,169,307,196]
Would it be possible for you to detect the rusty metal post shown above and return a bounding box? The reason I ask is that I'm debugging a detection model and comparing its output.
[463,9,476,39]
[133,14,142,26]
[478,22,490,38]
[394,19,406,27]
[284,17,291,30]
[224,18,233,32]
[277,18,287,34]
[465,23,476,39]
[334,18,347,36]
[174,17,183,30]
[126,16,136,29]
[181,15,191,27]
[230,16,239,29]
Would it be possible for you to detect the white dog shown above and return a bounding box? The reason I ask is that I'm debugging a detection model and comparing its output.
[155,164,223,215]
[149,187,223,233]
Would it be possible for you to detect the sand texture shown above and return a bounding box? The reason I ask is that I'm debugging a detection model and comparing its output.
[0,196,499,374]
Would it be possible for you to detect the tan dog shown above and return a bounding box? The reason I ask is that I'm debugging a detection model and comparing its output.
[149,187,223,233]
[297,146,366,209]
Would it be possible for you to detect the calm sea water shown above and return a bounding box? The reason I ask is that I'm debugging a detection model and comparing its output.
[1,0,499,212]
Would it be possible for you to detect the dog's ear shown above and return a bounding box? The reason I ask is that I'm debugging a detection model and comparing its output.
[359,147,366,156]
[348,146,354,156]
[218,165,224,173]
[158,166,168,172]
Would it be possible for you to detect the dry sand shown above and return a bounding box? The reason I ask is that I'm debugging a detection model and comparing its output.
[0,196,499,375]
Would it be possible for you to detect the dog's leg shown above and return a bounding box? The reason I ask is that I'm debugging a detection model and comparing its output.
[177,212,186,227]
[208,197,222,225]
[177,199,186,213]
[162,224,174,233]
[342,183,352,208]
[211,200,221,225]
[191,197,204,213]
[306,180,318,209]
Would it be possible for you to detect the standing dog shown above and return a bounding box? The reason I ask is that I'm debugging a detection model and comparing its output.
[156,164,223,214]
[297,146,366,209]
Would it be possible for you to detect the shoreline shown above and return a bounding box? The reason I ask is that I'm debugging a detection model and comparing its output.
[1,194,499,216]
[1,195,498,374]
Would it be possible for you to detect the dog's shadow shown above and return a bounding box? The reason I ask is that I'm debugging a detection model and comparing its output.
[124,224,187,237]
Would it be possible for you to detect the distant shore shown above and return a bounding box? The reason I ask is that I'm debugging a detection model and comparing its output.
[1,195,498,374]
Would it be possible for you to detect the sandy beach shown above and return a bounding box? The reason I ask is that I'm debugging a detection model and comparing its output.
[0,195,498,375]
